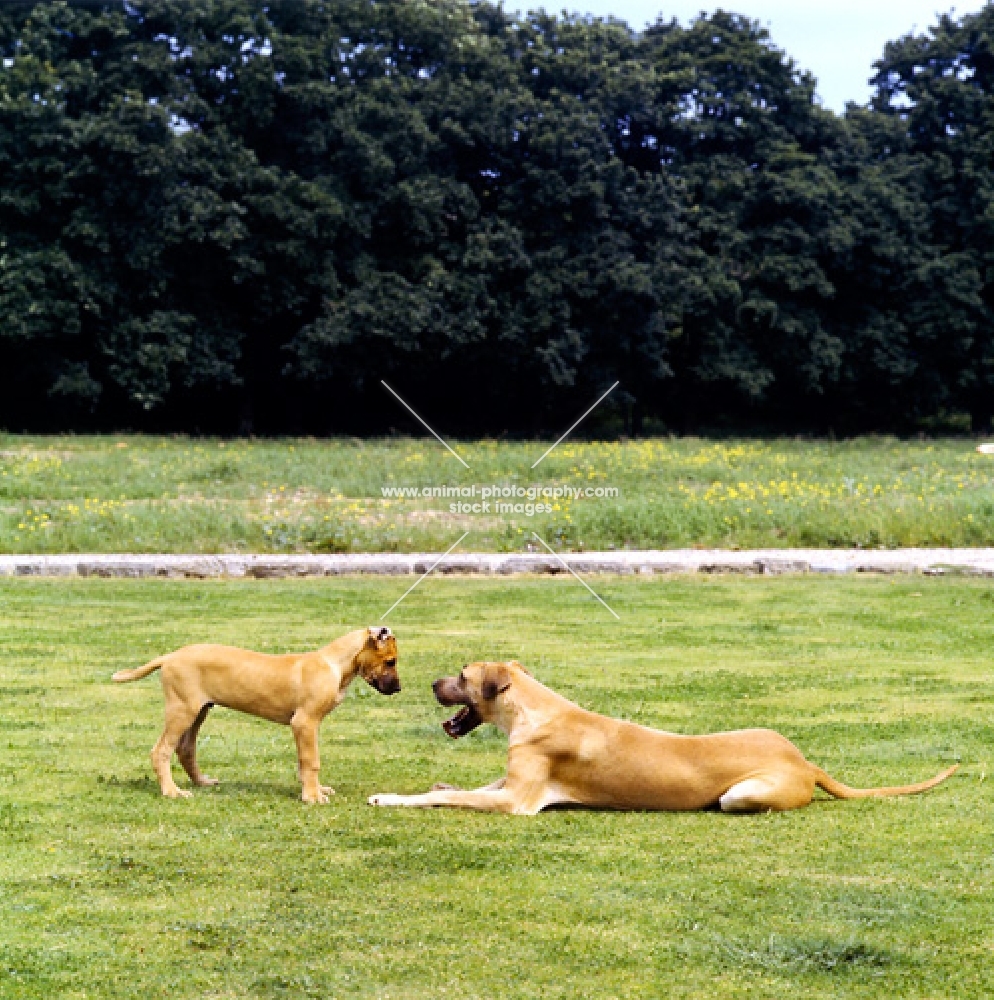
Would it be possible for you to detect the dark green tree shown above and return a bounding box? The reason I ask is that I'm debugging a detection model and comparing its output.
[872,7,994,431]
[0,0,989,435]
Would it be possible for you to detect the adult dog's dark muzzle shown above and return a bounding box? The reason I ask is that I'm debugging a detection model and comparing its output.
[433,677,482,738]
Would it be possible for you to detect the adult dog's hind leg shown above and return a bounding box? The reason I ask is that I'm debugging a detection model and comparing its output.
[176,703,218,787]
[719,773,814,813]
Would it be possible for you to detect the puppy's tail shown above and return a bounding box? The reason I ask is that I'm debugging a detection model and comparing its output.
[814,763,958,800]
[112,656,167,683]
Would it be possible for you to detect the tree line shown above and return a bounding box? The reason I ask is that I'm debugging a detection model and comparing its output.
[1,0,992,435]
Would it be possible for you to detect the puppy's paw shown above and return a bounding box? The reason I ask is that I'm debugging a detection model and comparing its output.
[302,789,330,805]
[318,784,335,796]
[368,793,405,807]
[195,776,220,787]
[163,788,193,799]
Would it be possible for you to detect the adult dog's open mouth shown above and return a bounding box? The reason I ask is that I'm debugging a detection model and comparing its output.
[442,705,482,738]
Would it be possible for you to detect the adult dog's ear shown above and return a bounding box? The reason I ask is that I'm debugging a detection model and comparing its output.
[481,663,513,701]
[507,659,531,676]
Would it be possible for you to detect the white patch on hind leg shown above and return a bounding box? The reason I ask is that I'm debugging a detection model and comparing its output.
[719,778,775,813]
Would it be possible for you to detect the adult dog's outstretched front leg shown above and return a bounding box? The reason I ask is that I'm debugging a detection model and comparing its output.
[430,777,506,793]
[369,772,555,815]
[368,784,524,813]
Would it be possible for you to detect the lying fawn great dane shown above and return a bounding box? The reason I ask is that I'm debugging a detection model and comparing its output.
[114,626,400,803]
[369,661,956,814]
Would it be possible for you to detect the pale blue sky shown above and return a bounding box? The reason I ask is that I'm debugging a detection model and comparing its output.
[501,1,990,111]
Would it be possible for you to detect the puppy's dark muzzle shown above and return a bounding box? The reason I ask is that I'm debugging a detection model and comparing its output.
[377,676,401,695]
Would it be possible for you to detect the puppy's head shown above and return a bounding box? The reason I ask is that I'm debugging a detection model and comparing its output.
[432,660,527,738]
[356,626,401,695]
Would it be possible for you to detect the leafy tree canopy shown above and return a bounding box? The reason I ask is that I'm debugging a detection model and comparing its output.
[0,0,990,434]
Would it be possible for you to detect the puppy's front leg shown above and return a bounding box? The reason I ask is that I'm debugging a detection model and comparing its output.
[291,710,330,804]
[296,761,334,798]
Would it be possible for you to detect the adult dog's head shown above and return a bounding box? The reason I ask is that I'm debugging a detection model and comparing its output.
[356,626,401,694]
[432,660,528,737]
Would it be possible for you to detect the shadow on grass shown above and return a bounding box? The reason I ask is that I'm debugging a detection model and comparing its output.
[96,773,302,802]
[723,934,893,972]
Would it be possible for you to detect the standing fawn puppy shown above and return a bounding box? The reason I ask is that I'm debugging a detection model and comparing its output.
[113,626,399,803]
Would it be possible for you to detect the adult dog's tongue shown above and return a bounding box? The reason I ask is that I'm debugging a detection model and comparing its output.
[442,705,482,738]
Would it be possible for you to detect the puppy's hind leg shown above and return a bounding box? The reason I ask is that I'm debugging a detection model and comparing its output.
[176,703,218,788]
[719,773,814,814]
[152,702,201,799]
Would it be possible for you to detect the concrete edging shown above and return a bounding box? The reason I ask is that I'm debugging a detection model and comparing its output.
[1,550,994,578]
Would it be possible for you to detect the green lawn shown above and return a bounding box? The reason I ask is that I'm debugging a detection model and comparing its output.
[0,574,990,999]
[2,433,994,552]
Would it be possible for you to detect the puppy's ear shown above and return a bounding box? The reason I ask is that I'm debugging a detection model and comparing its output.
[507,659,531,676]
[367,625,393,649]
[481,663,512,701]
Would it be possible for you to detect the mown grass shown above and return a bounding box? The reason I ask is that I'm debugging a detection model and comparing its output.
[0,574,991,999]
[1,434,993,553]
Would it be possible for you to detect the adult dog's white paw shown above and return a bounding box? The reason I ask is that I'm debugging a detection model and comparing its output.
[368,793,405,807]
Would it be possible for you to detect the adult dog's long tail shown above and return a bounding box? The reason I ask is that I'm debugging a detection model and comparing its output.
[814,764,958,799]
[112,656,167,683]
